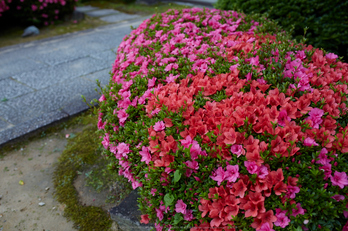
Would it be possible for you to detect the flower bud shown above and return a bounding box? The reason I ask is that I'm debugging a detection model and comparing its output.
[304,220,309,224]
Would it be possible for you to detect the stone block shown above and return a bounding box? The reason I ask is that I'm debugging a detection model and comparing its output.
[75,5,99,12]
[0,78,34,100]
[85,9,121,17]
[100,13,141,23]
[12,57,110,90]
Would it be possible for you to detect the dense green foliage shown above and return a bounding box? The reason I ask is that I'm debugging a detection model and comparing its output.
[214,0,348,61]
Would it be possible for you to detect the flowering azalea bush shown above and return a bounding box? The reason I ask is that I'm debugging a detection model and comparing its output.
[96,7,348,231]
[0,0,77,26]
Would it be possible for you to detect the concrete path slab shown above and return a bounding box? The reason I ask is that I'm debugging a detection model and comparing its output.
[85,9,121,17]
[100,13,141,23]
[75,5,100,12]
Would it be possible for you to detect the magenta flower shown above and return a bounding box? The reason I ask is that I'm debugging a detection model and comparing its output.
[246,72,252,81]
[99,94,106,102]
[303,137,319,147]
[117,142,130,157]
[117,109,129,126]
[150,188,157,196]
[139,146,151,164]
[190,140,202,159]
[154,121,165,131]
[155,208,164,221]
[175,199,187,214]
[331,195,345,202]
[132,180,142,189]
[230,144,245,157]
[319,164,332,180]
[257,165,269,179]
[180,135,193,148]
[291,203,306,217]
[316,148,330,165]
[274,213,290,228]
[286,185,300,199]
[185,160,199,170]
[184,209,194,221]
[225,164,239,182]
[148,77,157,88]
[101,133,110,149]
[256,222,275,231]
[306,108,324,129]
[210,166,225,186]
[326,53,338,60]
[330,171,348,189]
[278,109,291,126]
[244,161,259,174]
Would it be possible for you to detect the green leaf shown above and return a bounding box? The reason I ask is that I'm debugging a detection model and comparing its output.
[164,193,174,207]
[173,213,183,225]
[295,226,303,231]
[174,170,182,183]
[1,97,8,102]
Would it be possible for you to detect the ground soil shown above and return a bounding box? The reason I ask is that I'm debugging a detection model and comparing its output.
[0,125,114,231]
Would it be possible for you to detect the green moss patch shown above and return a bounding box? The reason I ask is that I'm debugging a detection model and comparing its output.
[52,110,133,230]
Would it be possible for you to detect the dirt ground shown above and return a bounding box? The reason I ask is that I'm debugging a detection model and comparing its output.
[0,125,115,231]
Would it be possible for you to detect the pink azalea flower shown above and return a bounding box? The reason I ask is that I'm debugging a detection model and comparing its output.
[132,180,142,189]
[325,53,338,60]
[210,166,225,186]
[331,195,345,202]
[344,211,348,219]
[190,140,202,159]
[319,164,332,180]
[181,135,193,148]
[151,108,161,116]
[31,4,37,11]
[139,146,151,164]
[99,94,106,102]
[291,203,306,217]
[184,209,194,221]
[151,188,157,196]
[155,222,163,231]
[257,165,269,179]
[155,208,164,221]
[246,72,252,81]
[101,133,110,149]
[117,142,130,157]
[175,199,187,214]
[154,121,165,131]
[278,109,291,126]
[286,185,300,199]
[316,148,330,165]
[257,223,275,231]
[225,164,239,182]
[330,171,348,189]
[303,137,319,147]
[185,160,199,170]
[148,77,157,88]
[274,213,290,228]
[244,161,259,174]
[117,109,129,126]
[230,144,245,157]
[306,108,324,129]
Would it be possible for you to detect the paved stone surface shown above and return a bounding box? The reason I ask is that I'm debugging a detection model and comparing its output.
[0,15,151,145]
[100,13,141,23]
[85,9,121,17]
[0,78,34,100]
[75,5,99,12]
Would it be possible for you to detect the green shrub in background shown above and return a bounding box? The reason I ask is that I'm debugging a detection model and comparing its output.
[0,0,78,27]
[214,0,348,61]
